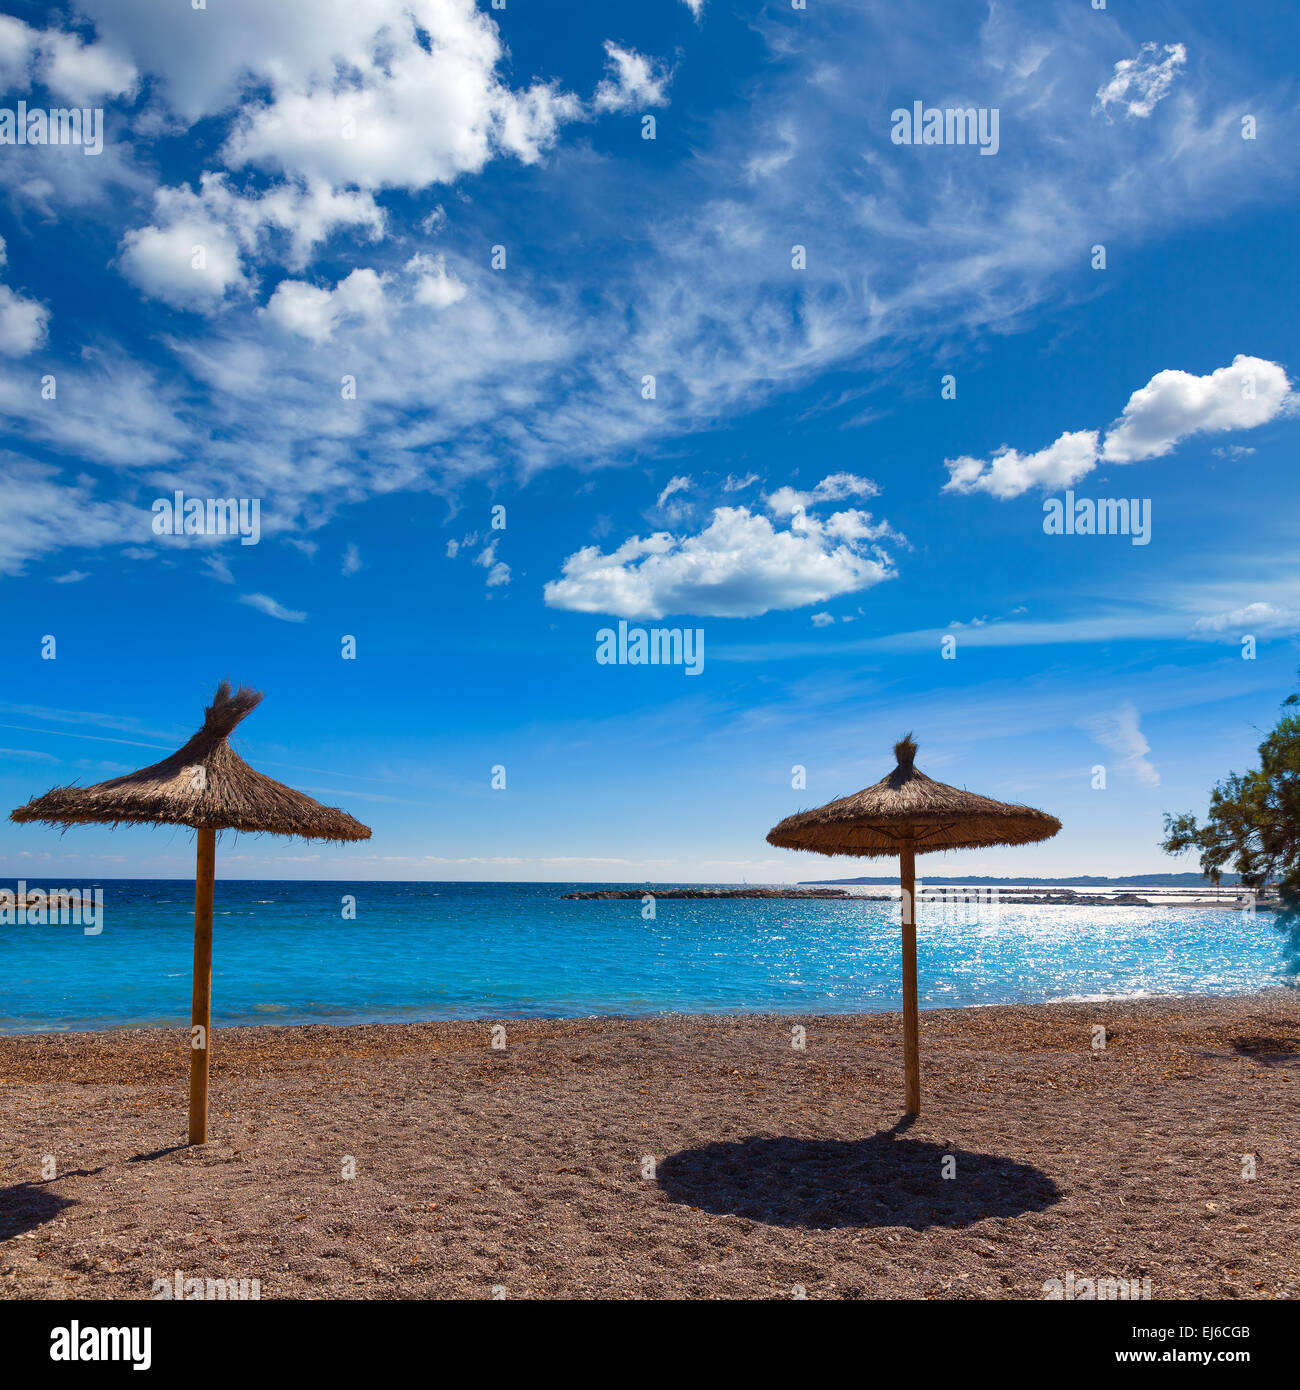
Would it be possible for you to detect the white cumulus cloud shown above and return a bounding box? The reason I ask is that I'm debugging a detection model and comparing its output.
[0,14,137,103]
[263,268,389,343]
[0,284,48,355]
[214,1,581,191]
[1101,355,1292,463]
[406,253,467,310]
[543,488,900,620]
[69,0,584,191]
[119,212,247,312]
[1095,42,1186,119]
[0,235,50,356]
[944,356,1291,498]
[943,430,1100,499]
[766,472,880,515]
[119,174,385,312]
[593,42,671,113]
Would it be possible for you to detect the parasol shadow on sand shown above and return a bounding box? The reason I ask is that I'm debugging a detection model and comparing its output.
[0,1181,77,1240]
[9,682,371,1145]
[658,1129,1060,1230]
[767,735,1060,1116]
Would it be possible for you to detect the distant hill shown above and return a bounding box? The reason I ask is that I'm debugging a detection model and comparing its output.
[800,872,1242,887]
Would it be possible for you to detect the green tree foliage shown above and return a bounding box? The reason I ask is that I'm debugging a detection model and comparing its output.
[1162,680,1300,977]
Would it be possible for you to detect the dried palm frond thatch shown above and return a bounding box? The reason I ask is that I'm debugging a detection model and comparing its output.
[767,735,1060,858]
[10,681,370,842]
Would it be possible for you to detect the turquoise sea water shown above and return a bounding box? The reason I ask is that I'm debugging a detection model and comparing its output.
[0,880,1293,1033]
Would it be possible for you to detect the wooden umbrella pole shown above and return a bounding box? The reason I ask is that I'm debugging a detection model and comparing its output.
[188,828,216,1145]
[900,838,920,1115]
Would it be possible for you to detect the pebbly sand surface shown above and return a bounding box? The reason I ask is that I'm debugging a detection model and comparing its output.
[1,992,1297,1300]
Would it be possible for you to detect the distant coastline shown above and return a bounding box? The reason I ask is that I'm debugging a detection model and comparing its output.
[564,887,851,900]
[801,873,1243,887]
[563,881,1268,909]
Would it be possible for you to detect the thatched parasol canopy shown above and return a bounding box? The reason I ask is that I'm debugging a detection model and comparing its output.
[767,736,1060,857]
[11,682,370,841]
[766,735,1060,1116]
[9,681,371,1146]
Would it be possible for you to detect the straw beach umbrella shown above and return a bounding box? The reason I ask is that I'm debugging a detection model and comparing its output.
[767,736,1060,1115]
[10,682,371,1144]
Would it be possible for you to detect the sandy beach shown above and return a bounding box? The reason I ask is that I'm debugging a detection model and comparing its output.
[2,992,1297,1300]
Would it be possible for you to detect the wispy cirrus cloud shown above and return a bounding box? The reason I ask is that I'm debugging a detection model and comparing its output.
[0,459,141,576]
[239,592,306,622]
[1082,704,1160,787]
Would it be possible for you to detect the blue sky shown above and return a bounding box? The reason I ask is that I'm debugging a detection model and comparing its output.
[0,0,1297,881]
